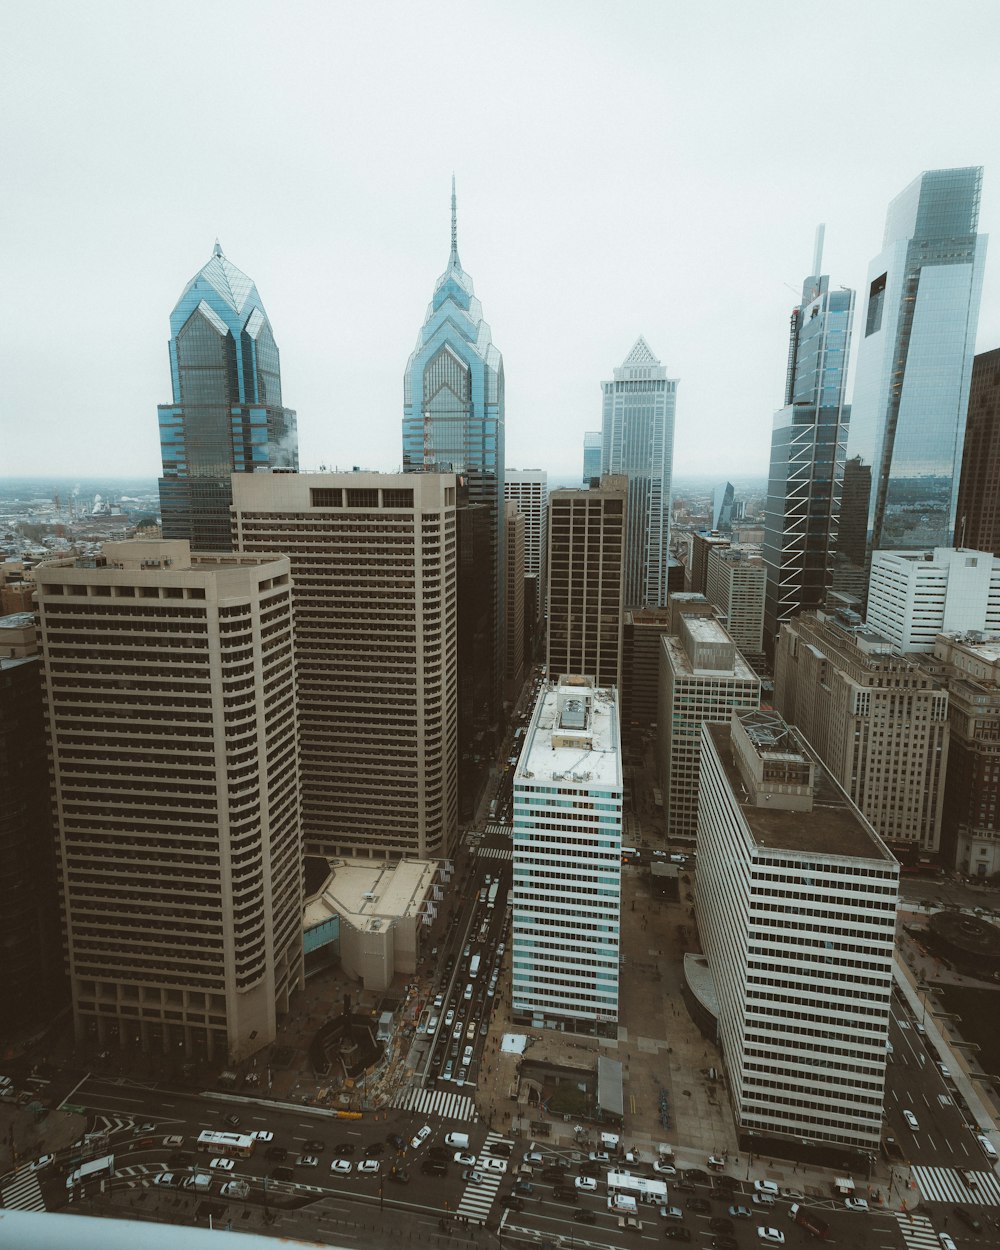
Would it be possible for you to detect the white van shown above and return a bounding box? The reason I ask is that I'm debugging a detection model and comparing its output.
[445,1132,470,1149]
[600,1132,620,1152]
[608,1194,637,1214]
[976,1134,998,1161]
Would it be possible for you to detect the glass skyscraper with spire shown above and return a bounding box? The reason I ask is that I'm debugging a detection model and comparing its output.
[403,183,505,734]
[157,243,298,551]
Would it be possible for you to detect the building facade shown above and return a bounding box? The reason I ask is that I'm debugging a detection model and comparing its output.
[512,676,622,1033]
[622,607,672,740]
[546,476,627,692]
[600,338,676,607]
[157,244,297,551]
[505,501,525,690]
[658,615,760,840]
[684,531,730,596]
[866,547,1000,652]
[706,546,766,655]
[763,236,854,653]
[402,183,504,724]
[957,347,1000,557]
[582,431,602,485]
[232,472,459,861]
[835,168,986,597]
[36,540,303,1059]
[504,469,548,648]
[696,709,897,1161]
[775,609,949,853]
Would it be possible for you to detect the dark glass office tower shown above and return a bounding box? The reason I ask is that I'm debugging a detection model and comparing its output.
[956,348,1000,557]
[834,168,986,599]
[403,183,504,731]
[157,243,297,550]
[763,229,854,654]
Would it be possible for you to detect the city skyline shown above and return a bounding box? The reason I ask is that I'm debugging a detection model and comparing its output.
[3,3,1000,483]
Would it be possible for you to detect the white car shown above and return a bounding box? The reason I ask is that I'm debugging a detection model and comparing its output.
[251,1130,273,1142]
[210,1157,235,1171]
[426,1017,439,1034]
[452,1024,463,1041]
[410,1125,432,1150]
[463,1170,487,1185]
[757,1231,785,1246]
[844,1197,869,1212]
[153,1172,176,1187]
[575,1176,597,1191]
[903,1109,920,1131]
[29,1155,55,1172]
[481,1157,507,1172]
[357,1160,380,1175]
[939,1234,957,1250]
[588,1151,610,1163]
[330,1159,353,1175]
[298,1155,319,1168]
[454,1152,476,1166]
[753,1180,779,1196]
[659,1206,684,1221]
[652,1161,677,1176]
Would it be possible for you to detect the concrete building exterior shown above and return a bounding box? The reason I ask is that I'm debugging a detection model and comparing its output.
[504,470,548,629]
[696,709,897,1161]
[35,540,303,1059]
[232,471,458,862]
[706,546,766,655]
[546,476,626,693]
[866,547,1000,652]
[775,609,949,854]
[684,531,730,596]
[957,347,1000,557]
[582,431,602,485]
[658,616,760,841]
[505,501,526,691]
[512,676,622,1034]
[622,607,672,739]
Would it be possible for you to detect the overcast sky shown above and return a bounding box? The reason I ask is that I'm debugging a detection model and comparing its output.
[3,0,1000,484]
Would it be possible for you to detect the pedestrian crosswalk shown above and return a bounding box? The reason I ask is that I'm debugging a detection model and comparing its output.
[894,1212,942,1250]
[455,1132,512,1224]
[911,1165,1000,1206]
[485,822,511,837]
[477,846,512,861]
[1,1167,46,1213]
[391,1085,479,1122]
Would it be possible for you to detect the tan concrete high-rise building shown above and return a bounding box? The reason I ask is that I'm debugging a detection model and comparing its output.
[706,546,766,655]
[546,475,626,692]
[775,609,949,853]
[36,540,303,1060]
[232,472,458,861]
[505,501,525,692]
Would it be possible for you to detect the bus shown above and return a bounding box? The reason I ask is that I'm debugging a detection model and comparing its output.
[487,881,500,909]
[607,1170,667,1204]
[196,1130,256,1158]
[66,1153,114,1189]
[469,953,481,978]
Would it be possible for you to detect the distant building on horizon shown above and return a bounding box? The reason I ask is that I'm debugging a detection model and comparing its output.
[601,338,676,607]
[157,243,298,552]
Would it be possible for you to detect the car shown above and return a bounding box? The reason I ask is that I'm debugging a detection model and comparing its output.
[653,1160,678,1176]
[482,1157,507,1172]
[28,1154,54,1172]
[779,1188,803,1201]
[364,1141,384,1157]
[685,1168,709,1184]
[333,1142,356,1155]
[251,1130,273,1142]
[454,1152,476,1166]
[466,1023,476,1041]
[270,1165,295,1182]
[210,1157,235,1171]
[456,1067,468,1083]
[386,1133,405,1150]
[542,1165,567,1181]
[422,1159,448,1176]
[453,1024,463,1040]
[513,1180,535,1195]
[387,1167,410,1184]
[298,1155,319,1168]
[463,1170,487,1185]
[223,1113,240,1127]
[938,1236,957,1250]
[153,1172,176,1187]
[688,1197,710,1213]
[756,1232,784,1246]
[729,1205,752,1219]
[264,1144,288,1162]
[588,1151,610,1163]
[578,1160,600,1177]
[444,1010,454,1027]
[903,1109,920,1130]
[357,1160,380,1175]
[844,1197,869,1212]
[951,1206,983,1232]
[673,1180,695,1193]
[714,1239,739,1250]
[707,1155,726,1171]
[303,1139,325,1153]
[575,1176,597,1190]
[659,1206,684,1221]
[428,1146,452,1162]
[330,1159,353,1175]
[410,1126,432,1150]
[169,1150,194,1167]
[573,1209,596,1224]
[710,1218,734,1234]
[504,1195,525,1211]
[938,1063,951,1079]
[490,1142,512,1157]
[753,1180,778,1196]
[220,1179,250,1198]
[442,1061,454,1080]
[663,1232,692,1244]
[433,994,444,1009]
[162,1135,185,1148]
[426,1017,439,1034]
[553,1185,578,1202]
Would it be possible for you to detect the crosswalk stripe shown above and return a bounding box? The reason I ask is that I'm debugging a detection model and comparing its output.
[485,823,511,836]
[911,1165,1000,1206]
[389,1085,479,1122]
[894,1212,942,1250]
[1,1168,46,1212]
[455,1131,508,1223]
[477,846,512,861]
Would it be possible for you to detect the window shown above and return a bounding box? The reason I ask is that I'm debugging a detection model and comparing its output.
[310,488,342,508]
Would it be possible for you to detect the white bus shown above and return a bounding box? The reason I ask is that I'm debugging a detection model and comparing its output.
[607,1170,667,1204]
[66,1153,115,1189]
[196,1130,256,1159]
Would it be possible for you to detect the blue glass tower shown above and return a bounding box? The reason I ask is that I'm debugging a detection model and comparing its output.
[403,182,505,732]
[157,243,298,551]
[835,167,986,599]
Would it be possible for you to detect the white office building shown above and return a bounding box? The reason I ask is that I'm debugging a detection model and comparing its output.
[504,469,548,619]
[512,675,622,1034]
[696,708,898,1158]
[867,547,1000,652]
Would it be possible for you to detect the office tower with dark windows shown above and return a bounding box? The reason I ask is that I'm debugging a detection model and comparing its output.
[684,530,730,595]
[582,431,602,485]
[834,168,987,599]
[696,709,897,1161]
[157,244,298,551]
[600,338,676,607]
[233,472,459,860]
[711,481,735,533]
[402,182,504,730]
[504,469,548,653]
[956,347,1000,556]
[763,228,854,654]
[546,476,627,692]
[36,540,303,1059]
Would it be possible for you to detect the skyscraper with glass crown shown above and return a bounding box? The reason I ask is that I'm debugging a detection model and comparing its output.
[403,182,505,733]
[157,243,298,551]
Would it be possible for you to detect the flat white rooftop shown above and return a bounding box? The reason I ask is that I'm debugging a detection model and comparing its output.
[517,678,621,789]
[304,857,438,931]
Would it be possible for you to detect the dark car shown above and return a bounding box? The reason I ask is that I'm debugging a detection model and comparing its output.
[579,1161,601,1176]
[952,1207,983,1233]
[513,1181,535,1196]
[673,1181,695,1193]
[663,1232,692,1244]
[303,1139,325,1153]
[364,1141,385,1157]
[265,1146,288,1163]
[491,1142,512,1157]
[552,1185,578,1202]
[573,1209,596,1224]
[223,1113,240,1127]
[387,1167,410,1184]
[712,1175,735,1194]
[504,1196,525,1211]
[688,1197,710,1213]
[684,1168,708,1184]
[713,1239,738,1250]
[386,1133,406,1149]
[421,1159,448,1176]
[428,1146,451,1162]
[270,1165,294,1182]
[333,1142,356,1156]
[168,1150,194,1167]
[709,1218,733,1234]
[543,1167,568,1182]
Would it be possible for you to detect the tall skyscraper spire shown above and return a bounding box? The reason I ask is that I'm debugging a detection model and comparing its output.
[450,174,460,268]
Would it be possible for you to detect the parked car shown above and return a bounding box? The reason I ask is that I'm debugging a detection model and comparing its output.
[303,1139,325,1153]
[210,1157,235,1171]
[729,1205,752,1219]
[357,1160,380,1175]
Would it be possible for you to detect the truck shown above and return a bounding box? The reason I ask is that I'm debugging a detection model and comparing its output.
[790,1204,830,1240]
[469,954,481,978]
[487,881,500,909]
[66,1153,115,1189]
